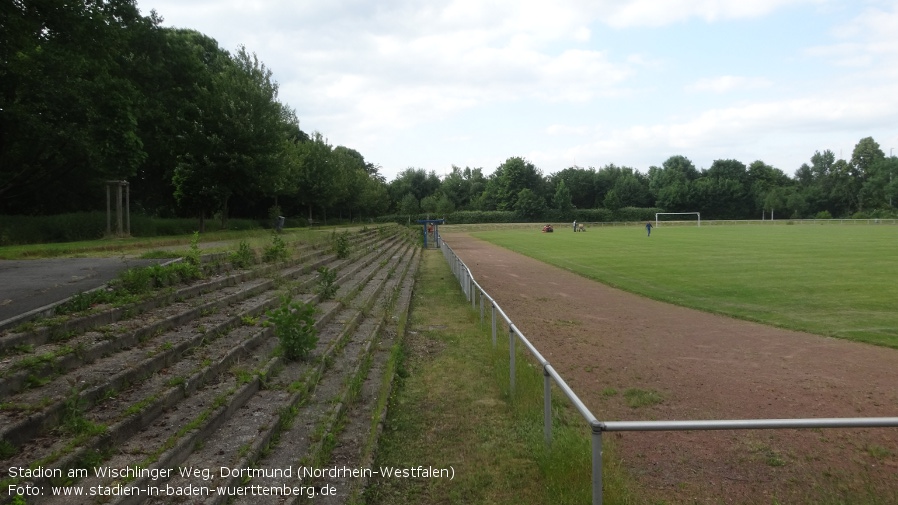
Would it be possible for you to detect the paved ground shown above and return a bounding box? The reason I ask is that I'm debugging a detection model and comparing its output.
[0,257,164,324]
[442,231,898,505]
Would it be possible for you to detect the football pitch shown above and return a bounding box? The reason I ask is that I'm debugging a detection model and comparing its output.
[471,223,898,349]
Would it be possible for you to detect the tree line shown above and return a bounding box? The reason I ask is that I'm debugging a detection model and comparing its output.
[2,0,388,229]
[389,136,897,222]
[3,2,896,228]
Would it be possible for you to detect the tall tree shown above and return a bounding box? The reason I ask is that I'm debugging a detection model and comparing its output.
[513,188,546,220]
[551,167,598,209]
[492,157,544,211]
[441,165,485,211]
[850,137,885,182]
[131,27,227,216]
[1,0,151,213]
[173,44,291,228]
[696,159,751,218]
[609,172,652,208]
[387,168,440,212]
[747,160,790,218]
[292,132,336,221]
[648,155,699,211]
[553,179,573,211]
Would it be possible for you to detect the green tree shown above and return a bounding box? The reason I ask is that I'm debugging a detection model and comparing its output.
[603,189,622,211]
[763,187,788,220]
[553,180,573,211]
[172,45,291,229]
[1,0,150,213]
[552,167,598,209]
[648,155,699,211]
[794,150,858,216]
[399,193,419,216]
[610,173,652,208]
[513,188,546,220]
[441,165,486,210]
[747,160,790,218]
[493,157,545,211]
[331,145,370,220]
[293,132,337,222]
[860,156,898,210]
[388,168,441,212]
[850,136,885,181]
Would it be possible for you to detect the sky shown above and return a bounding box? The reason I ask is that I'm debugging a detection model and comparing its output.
[140,0,898,181]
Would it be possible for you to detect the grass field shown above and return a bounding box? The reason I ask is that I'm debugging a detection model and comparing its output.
[0,227,334,260]
[470,223,898,349]
[367,251,636,505]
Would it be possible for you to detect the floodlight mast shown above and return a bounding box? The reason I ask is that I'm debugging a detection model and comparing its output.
[655,212,701,228]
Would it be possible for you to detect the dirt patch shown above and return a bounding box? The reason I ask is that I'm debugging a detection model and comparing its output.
[442,232,898,504]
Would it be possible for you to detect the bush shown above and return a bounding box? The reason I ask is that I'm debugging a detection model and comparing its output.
[0,213,264,245]
[262,233,289,263]
[111,261,203,295]
[612,207,664,222]
[370,208,663,225]
[316,267,338,300]
[229,240,256,268]
[572,208,614,223]
[266,295,318,361]
[332,231,350,259]
[184,231,201,266]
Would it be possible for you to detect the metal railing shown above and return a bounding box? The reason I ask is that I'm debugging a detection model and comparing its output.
[439,237,898,505]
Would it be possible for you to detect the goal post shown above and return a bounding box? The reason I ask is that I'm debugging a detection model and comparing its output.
[655,212,701,227]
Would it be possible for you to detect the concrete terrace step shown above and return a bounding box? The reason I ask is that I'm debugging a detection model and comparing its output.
[0,226,419,505]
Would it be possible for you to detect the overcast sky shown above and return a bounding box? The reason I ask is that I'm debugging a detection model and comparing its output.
[140,0,898,181]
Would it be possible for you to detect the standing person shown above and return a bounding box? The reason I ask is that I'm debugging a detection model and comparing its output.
[573,220,577,232]
[645,222,653,237]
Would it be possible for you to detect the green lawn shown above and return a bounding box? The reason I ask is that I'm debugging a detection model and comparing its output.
[471,223,898,348]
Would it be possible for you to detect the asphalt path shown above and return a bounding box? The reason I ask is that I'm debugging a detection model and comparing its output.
[0,257,164,324]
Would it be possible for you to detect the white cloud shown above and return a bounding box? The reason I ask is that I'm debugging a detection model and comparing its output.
[140,0,898,180]
[546,124,593,136]
[540,84,898,172]
[806,2,898,72]
[686,76,773,93]
[600,0,824,28]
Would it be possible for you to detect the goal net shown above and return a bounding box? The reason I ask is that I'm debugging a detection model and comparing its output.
[655,212,701,227]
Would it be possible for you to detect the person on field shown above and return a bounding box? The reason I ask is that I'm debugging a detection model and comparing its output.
[645,222,653,237]
[573,220,577,232]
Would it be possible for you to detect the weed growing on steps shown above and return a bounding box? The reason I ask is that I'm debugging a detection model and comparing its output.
[263,232,289,263]
[316,267,338,300]
[61,383,106,437]
[55,289,117,314]
[266,295,318,361]
[185,231,201,266]
[0,440,15,459]
[332,231,351,259]
[111,261,202,296]
[229,239,257,268]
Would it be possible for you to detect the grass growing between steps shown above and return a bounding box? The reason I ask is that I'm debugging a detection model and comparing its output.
[365,250,638,505]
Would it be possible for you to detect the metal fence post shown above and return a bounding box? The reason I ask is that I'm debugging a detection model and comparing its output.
[592,424,603,505]
[479,289,484,327]
[491,302,497,347]
[509,325,516,394]
[544,367,552,446]
[471,277,476,309]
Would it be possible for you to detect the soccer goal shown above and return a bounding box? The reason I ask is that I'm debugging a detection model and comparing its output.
[655,212,701,227]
